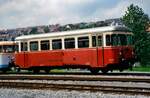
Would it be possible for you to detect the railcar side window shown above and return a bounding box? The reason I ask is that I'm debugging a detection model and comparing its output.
[41,40,50,50]
[92,36,96,47]
[111,34,118,46]
[92,36,102,47]
[98,36,102,46]
[21,42,27,51]
[0,45,16,53]
[78,36,89,48]
[30,41,38,51]
[52,39,62,50]
[106,35,111,46]
[65,38,75,49]
[3,45,15,53]
[15,44,19,52]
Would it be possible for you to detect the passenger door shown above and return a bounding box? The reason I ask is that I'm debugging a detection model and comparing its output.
[96,34,104,67]
[92,34,104,67]
[21,42,28,68]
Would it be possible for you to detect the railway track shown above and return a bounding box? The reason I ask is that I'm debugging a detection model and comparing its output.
[0,74,150,82]
[0,74,150,95]
[1,71,150,76]
[0,81,150,95]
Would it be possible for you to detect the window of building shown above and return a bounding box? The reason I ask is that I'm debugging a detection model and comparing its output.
[64,38,75,49]
[78,36,89,48]
[41,40,50,50]
[52,39,62,50]
[30,41,38,51]
[21,42,28,51]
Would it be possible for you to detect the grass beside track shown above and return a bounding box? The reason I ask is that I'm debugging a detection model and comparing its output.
[48,67,150,73]
[132,66,150,72]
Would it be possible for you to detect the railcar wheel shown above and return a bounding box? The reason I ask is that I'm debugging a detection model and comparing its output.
[33,69,40,74]
[119,69,123,72]
[15,67,20,73]
[101,69,108,74]
[44,69,50,74]
[2,70,7,73]
[11,67,20,73]
[15,69,20,73]
[90,69,99,74]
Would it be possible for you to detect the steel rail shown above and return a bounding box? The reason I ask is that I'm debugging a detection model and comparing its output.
[0,81,150,95]
[0,75,150,83]
[1,72,150,76]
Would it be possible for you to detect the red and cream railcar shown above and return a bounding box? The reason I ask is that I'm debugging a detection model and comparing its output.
[15,26,134,74]
[0,41,16,72]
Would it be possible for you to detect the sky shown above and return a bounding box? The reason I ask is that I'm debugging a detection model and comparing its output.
[0,0,149,29]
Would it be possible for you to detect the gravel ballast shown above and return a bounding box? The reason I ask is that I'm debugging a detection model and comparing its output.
[0,79,150,88]
[0,88,149,98]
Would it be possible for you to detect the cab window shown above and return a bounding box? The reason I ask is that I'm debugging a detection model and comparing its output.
[118,34,127,45]
[106,34,131,46]
[111,34,118,46]
[127,35,133,45]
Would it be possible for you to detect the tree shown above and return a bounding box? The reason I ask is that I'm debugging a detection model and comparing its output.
[30,27,38,34]
[122,4,150,65]
[44,26,50,33]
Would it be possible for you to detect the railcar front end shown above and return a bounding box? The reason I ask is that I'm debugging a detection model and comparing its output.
[99,33,135,73]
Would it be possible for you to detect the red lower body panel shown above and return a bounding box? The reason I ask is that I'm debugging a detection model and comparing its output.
[15,48,103,69]
[15,47,133,69]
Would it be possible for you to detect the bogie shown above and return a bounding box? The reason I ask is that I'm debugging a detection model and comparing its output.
[44,69,50,74]
[33,69,40,74]
[101,68,109,74]
[90,68,100,74]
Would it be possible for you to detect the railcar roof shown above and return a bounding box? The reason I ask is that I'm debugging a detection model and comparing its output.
[0,41,15,45]
[15,26,130,41]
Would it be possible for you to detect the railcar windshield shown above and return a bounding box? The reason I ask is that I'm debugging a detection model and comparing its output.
[0,45,15,53]
[106,34,133,46]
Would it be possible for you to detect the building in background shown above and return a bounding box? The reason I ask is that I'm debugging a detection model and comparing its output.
[0,18,123,41]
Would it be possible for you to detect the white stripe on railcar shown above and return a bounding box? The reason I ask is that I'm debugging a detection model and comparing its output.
[15,26,130,41]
